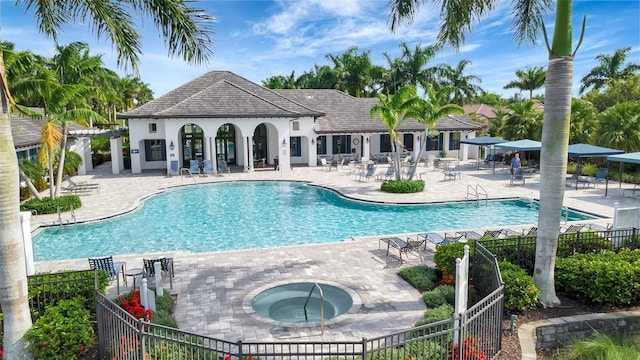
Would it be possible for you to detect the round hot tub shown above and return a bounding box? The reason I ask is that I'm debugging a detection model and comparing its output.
[251,282,354,323]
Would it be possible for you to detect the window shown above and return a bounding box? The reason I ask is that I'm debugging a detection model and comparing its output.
[316,136,327,155]
[289,137,301,157]
[144,140,166,161]
[379,134,392,152]
[332,135,351,154]
[149,123,157,133]
[426,133,441,151]
[403,134,414,152]
[449,132,461,150]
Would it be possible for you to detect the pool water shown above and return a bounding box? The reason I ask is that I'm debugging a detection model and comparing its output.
[33,181,596,261]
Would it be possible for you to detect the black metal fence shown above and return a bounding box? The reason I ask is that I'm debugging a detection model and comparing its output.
[95,242,505,360]
[479,227,639,274]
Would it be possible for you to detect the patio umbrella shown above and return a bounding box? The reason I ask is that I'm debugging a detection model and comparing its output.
[567,143,624,193]
[459,136,507,172]
[495,139,542,170]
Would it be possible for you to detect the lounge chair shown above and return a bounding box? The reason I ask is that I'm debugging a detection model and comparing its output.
[376,166,395,181]
[143,257,175,289]
[65,174,100,193]
[356,165,376,181]
[402,165,416,179]
[523,227,537,236]
[590,168,608,187]
[510,168,525,185]
[189,159,200,176]
[319,158,330,170]
[218,160,230,174]
[88,256,126,294]
[169,160,179,176]
[562,224,586,234]
[419,232,463,246]
[202,159,214,175]
[379,237,425,261]
[444,165,461,181]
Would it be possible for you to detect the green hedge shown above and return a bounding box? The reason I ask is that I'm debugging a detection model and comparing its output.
[20,195,82,215]
[380,179,424,193]
[433,241,473,277]
[555,249,640,305]
[398,265,438,292]
[498,261,539,312]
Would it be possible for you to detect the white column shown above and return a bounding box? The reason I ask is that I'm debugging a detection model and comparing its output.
[20,211,35,275]
[75,137,92,175]
[363,136,371,161]
[110,137,123,174]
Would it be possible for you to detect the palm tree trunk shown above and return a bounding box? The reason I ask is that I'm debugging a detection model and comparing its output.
[534,56,573,308]
[47,147,55,198]
[0,54,34,360]
[54,124,69,197]
[19,168,43,201]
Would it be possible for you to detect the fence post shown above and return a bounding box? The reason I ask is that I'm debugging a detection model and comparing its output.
[361,337,367,359]
[139,318,145,359]
[237,340,242,359]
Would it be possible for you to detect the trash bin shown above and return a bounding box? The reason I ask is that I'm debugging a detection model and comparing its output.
[273,157,279,170]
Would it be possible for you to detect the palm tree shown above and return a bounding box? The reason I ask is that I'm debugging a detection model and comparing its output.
[579,47,640,94]
[594,102,640,153]
[295,65,338,89]
[388,0,580,307]
[406,84,464,179]
[398,41,438,89]
[370,85,420,179]
[437,60,483,105]
[569,98,597,144]
[0,2,214,358]
[326,46,374,98]
[503,66,547,99]
[498,100,543,140]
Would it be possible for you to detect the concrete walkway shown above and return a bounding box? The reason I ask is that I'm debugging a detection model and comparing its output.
[32,161,638,342]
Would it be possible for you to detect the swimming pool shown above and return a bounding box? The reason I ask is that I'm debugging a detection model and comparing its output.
[33,181,596,261]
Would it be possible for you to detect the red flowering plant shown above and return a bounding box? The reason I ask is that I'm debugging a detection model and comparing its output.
[115,289,153,321]
[450,335,487,360]
[441,267,455,286]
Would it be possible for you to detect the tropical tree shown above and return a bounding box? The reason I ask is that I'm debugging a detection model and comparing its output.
[406,84,464,179]
[388,0,582,307]
[594,102,640,153]
[326,46,374,98]
[437,60,483,105]
[0,2,214,359]
[398,41,438,89]
[503,65,547,99]
[498,100,543,140]
[583,74,640,113]
[262,71,298,89]
[370,85,420,179]
[569,98,597,144]
[295,65,338,89]
[579,47,640,94]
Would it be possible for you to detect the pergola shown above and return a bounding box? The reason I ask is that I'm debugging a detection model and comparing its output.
[567,143,624,194]
[459,136,507,172]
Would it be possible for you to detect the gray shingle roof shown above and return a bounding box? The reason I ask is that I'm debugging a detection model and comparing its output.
[122,71,324,119]
[276,89,483,133]
[12,114,43,149]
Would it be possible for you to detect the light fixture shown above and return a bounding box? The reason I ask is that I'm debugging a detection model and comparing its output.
[311,138,315,145]
[365,137,369,144]
[169,141,175,150]
[417,135,421,142]
[282,138,287,148]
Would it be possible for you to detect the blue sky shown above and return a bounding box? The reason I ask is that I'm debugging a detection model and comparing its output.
[1,0,639,99]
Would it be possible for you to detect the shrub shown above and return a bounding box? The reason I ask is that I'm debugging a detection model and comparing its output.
[498,261,539,312]
[25,297,94,360]
[415,303,454,327]
[380,179,424,193]
[20,195,82,215]
[422,289,447,308]
[398,265,438,291]
[152,292,178,328]
[434,241,472,278]
[115,289,153,321]
[555,250,640,305]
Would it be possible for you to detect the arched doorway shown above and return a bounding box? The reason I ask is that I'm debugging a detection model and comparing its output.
[216,124,236,164]
[181,124,204,167]
[253,124,268,162]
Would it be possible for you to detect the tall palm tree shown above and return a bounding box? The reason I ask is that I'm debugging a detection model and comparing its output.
[326,46,374,98]
[579,47,640,94]
[503,65,547,99]
[498,100,543,140]
[437,60,483,105]
[388,0,580,307]
[370,85,420,179]
[0,2,214,358]
[295,65,338,89]
[398,41,438,89]
[406,84,464,179]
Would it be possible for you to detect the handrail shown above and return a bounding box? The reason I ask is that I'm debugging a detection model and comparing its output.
[70,204,77,225]
[466,184,488,206]
[303,282,325,335]
[57,205,62,225]
[562,205,569,224]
